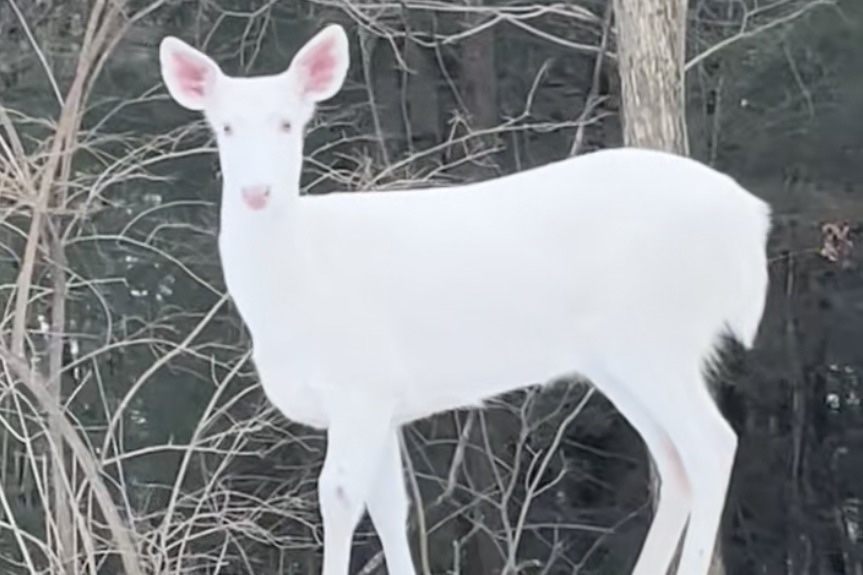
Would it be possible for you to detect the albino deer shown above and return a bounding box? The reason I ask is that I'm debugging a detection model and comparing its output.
[159,24,771,575]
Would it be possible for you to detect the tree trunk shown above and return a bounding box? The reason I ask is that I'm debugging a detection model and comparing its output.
[612,0,689,155]
[42,8,76,570]
[454,1,499,181]
[611,1,724,574]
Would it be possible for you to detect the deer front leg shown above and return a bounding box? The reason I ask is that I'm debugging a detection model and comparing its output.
[318,401,395,575]
[366,428,417,575]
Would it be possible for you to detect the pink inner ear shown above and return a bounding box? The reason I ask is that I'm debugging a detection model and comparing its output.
[300,37,338,96]
[172,52,210,98]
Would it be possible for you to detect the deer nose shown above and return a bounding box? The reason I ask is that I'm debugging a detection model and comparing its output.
[241,185,271,210]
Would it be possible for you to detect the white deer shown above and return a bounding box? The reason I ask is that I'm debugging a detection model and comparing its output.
[159,24,771,575]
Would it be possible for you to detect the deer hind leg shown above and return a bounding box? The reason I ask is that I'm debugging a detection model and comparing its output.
[585,360,693,575]
[318,404,396,575]
[365,428,417,575]
[674,378,738,575]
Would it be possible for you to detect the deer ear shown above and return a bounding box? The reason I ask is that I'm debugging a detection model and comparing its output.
[159,36,222,111]
[287,24,349,103]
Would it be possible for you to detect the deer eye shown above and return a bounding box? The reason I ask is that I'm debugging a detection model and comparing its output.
[222,124,233,136]
[279,120,292,133]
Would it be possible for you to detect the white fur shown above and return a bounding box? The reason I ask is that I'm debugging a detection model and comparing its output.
[160,24,771,575]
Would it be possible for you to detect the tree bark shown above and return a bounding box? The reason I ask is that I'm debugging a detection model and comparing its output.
[612,0,689,155]
[454,1,499,181]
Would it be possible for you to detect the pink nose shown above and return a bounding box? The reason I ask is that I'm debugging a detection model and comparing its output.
[241,185,270,210]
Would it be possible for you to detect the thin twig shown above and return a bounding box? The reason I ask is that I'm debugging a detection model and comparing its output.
[571,0,613,156]
[685,0,833,72]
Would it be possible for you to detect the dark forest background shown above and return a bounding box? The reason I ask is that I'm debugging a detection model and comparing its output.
[0,0,860,574]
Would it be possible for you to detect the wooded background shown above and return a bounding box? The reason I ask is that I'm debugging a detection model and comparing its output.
[0,0,859,574]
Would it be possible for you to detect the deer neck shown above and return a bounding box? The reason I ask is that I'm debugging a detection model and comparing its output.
[217,188,305,339]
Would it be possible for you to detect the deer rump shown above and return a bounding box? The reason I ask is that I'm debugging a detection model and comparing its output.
[234,147,771,428]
